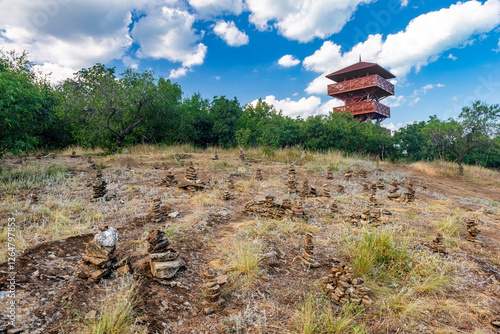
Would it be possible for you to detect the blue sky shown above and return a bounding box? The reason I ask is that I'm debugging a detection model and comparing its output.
[1,0,499,131]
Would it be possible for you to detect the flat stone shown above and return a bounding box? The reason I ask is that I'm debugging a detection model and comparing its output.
[85,240,114,259]
[82,255,113,268]
[149,250,179,261]
[150,258,186,279]
[216,275,228,285]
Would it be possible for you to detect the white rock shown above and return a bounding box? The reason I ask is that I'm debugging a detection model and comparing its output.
[94,226,118,247]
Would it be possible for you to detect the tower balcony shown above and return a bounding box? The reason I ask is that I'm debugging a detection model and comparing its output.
[332,100,390,119]
[327,74,394,99]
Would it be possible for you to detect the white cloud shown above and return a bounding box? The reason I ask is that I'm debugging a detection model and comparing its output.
[251,95,322,118]
[245,0,376,42]
[447,53,458,60]
[132,6,207,70]
[494,38,500,52]
[409,97,420,106]
[303,0,500,94]
[382,122,403,132]
[33,63,76,85]
[213,20,249,46]
[188,0,243,16]
[400,0,409,7]
[0,0,140,80]
[168,66,189,79]
[384,95,406,108]
[250,95,344,118]
[122,56,139,69]
[278,54,300,67]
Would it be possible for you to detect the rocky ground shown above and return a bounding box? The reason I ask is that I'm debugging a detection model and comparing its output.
[0,148,499,333]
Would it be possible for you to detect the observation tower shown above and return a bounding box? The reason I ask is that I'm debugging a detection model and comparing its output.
[326,61,395,122]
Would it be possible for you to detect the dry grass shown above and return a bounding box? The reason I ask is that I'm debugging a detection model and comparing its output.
[226,241,262,291]
[412,160,500,186]
[77,275,146,334]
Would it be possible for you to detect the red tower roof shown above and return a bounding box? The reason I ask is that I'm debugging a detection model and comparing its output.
[326,62,395,82]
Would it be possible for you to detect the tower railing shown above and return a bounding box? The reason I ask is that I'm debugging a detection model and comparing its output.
[327,74,394,96]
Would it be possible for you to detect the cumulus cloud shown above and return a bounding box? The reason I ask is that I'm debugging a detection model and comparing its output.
[250,95,344,118]
[122,56,139,69]
[278,54,300,67]
[245,0,376,42]
[251,95,322,118]
[447,53,458,60]
[400,0,409,7]
[33,63,77,85]
[384,95,406,108]
[188,0,243,16]
[213,20,249,46]
[0,0,138,82]
[168,66,189,79]
[303,0,500,94]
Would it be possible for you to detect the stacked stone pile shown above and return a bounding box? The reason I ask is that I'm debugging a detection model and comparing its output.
[357,169,368,178]
[336,184,345,194]
[201,269,224,315]
[376,178,385,189]
[150,197,167,223]
[300,179,310,198]
[322,260,373,306]
[220,190,231,201]
[239,148,245,161]
[228,177,235,190]
[362,184,369,193]
[70,151,80,158]
[185,162,198,182]
[255,168,263,181]
[322,184,331,198]
[76,225,117,282]
[162,162,168,170]
[369,193,381,207]
[387,179,400,200]
[431,233,447,254]
[330,202,339,214]
[161,171,177,187]
[287,164,298,193]
[290,200,307,217]
[300,233,320,268]
[213,153,219,160]
[30,193,39,204]
[91,171,107,201]
[344,170,353,180]
[466,219,480,242]
[326,168,333,179]
[349,213,361,225]
[147,229,185,279]
[402,184,415,203]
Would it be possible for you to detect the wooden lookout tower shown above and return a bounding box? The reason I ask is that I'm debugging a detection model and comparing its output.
[326,61,395,123]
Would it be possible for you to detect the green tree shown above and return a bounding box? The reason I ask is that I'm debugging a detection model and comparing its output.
[210,96,242,147]
[57,64,162,150]
[0,51,56,156]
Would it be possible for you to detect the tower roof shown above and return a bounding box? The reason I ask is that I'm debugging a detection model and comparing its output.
[326,62,395,82]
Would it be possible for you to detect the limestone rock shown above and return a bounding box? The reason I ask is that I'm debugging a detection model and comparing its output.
[94,225,118,247]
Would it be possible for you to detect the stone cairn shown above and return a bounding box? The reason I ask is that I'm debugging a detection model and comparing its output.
[77,225,117,282]
[330,202,339,215]
[287,164,298,193]
[213,153,219,160]
[322,260,373,306]
[326,168,333,180]
[91,170,107,201]
[220,190,231,201]
[300,233,320,268]
[161,171,177,187]
[362,184,369,193]
[357,169,368,178]
[153,163,160,169]
[70,150,80,158]
[344,170,353,180]
[466,219,480,242]
[150,197,165,223]
[35,152,43,159]
[88,156,97,169]
[162,162,168,170]
[147,229,185,279]
[185,162,198,182]
[402,182,415,203]
[228,177,235,190]
[201,268,224,315]
[30,193,39,204]
[376,178,385,189]
[348,213,362,226]
[430,233,447,254]
[239,148,245,161]
[387,179,400,200]
[369,192,382,207]
[322,184,331,198]
[255,168,263,181]
[300,179,310,198]
[335,184,345,194]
